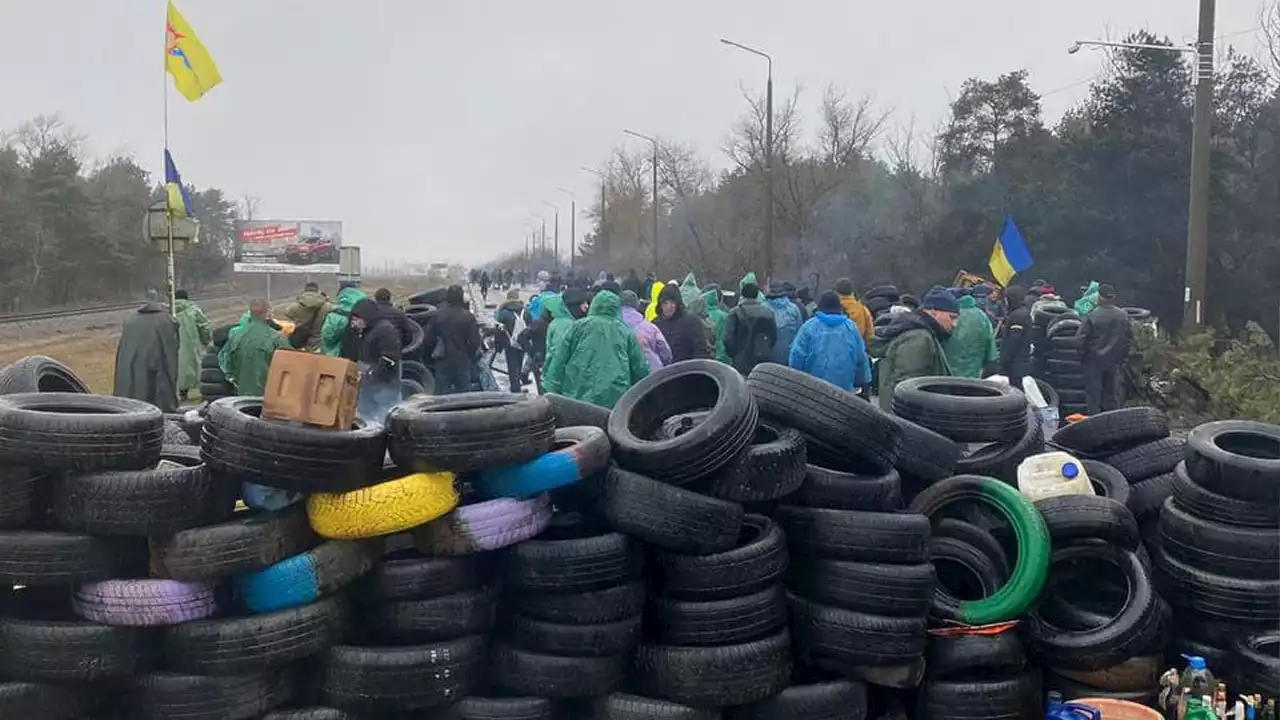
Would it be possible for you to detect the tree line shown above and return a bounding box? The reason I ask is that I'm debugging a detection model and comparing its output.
[0,115,240,312]
[526,32,1278,334]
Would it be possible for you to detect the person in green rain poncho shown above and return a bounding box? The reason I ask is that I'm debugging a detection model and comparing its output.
[542,290,650,408]
[944,295,998,378]
[700,285,729,363]
[679,272,702,309]
[321,286,367,356]
[221,299,291,396]
[173,290,211,401]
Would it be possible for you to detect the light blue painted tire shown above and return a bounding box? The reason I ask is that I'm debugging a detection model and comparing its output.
[235,541,376,614]
[473,426,610,499]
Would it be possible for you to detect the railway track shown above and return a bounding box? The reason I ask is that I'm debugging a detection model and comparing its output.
[0,293,247,326]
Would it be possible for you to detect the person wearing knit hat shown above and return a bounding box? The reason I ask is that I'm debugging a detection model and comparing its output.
[788,291,873,394]
[834,277,874,344]
[875,285,956,411]
[619,289,673,371]
[723,282,777,374]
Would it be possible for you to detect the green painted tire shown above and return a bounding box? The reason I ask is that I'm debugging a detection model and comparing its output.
[908,475,1050,624]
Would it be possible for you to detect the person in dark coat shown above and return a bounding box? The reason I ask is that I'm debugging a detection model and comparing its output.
[343,298,403,422]
[495,289,527,392]
[722,282,777,374]
[373,288,416,351]
[114,293,179,412]
[1076,283,1132,414]
[622,269,644,298]
[998,285,1033,392]
[653,283,711,362]
[423,285,482,395]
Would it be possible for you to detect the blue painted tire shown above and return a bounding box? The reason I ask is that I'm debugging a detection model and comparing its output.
[236,541,377,613]
[243,482,303,511]
[473,426,610,499]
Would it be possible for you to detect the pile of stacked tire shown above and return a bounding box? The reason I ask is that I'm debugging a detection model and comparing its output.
[199,323,236,402]
[862,285,901,320]
[1149,420,1280,696]
[400,286,444,397]
[1031,306,1087,417]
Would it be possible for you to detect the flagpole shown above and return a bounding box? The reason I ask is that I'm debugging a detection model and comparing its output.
[163,3,177,318]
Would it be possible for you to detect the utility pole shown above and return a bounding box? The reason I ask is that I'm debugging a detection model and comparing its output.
[721,39,774,281]
[624,130,660,274]
[557,187,576,271]
[543,201,560,271]
[1184,0,1215,332]
[581,167,607,260]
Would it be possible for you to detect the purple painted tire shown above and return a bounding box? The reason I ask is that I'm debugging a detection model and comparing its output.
[414,494,553,555]
[73,579,217,626]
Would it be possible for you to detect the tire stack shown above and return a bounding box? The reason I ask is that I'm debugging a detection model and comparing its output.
[199,323,236,402]
[1036,315,1086,417]
[1152,420,1280,684]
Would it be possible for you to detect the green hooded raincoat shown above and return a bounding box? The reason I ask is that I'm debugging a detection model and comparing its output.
[543,291,650,408]
[322,287,366,356]
[701,288,729,363]
[222,316,291,396]
[944,295,998,378]
[541,294,575,378]
[113,302,179,412]
[174,298,211,394]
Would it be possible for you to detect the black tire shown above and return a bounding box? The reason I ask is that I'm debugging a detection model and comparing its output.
[647,584,787,647]
[402,318,425,357]
[1184,420,1280,502]
[0,356,89,394]
[787,593,926,668]
[954,407,1044,483]
[0,530,144,586]
[1026,545,1166,670]
[774,505,929,563]
[490,642,626,699]
[201,352,221,369]
[506,580,645,624]
[1082,460,1130,507]
[0,467,40,530]
[695,423,807,503]
[632,629,792,708]
[162,595,348,675]
[925,631,1025,678]
[322,636,487,712]
[150,505,319,581]
[1127,472,1176,522]
[1046,316,1082,336]
[200,367,226,384]
[1035,378,1060,408]
[727,679,868,720]
[651,514,787,601]
[1171,460,1280,527]
[547,393,611,430]
[600,468,743,555]
[211,323,235,347]
[610,360,758,485]
[365,551,489,601]
[748,363,900,473]
[1046,359,1085,375]
[501,531,642,594]
[133,670,293,720]
[388,393,555,473]
[453,697,555,720]
[49,445,236,536]
[917,671,1041,720]
[364,588,495,644]
[786,558,934,617]
[933,518,1011,580]
[500,612,641,657]
[261,710,356,720]
[891,417,962,483]
[1105,436,1184,483]
[0,681,87,720]
[400,359,430,385]
[0,616,146,681]
[202,397,386,493]
[1053,408,1170,455]
[1233,632,1280,696]
[1049,373,1085,391]
[928,534,1007,622]
[1054,655,1163,693]
[401,378,425,398]
[593,693,719,720]
[1035,495,1139,550]
[201,381,235,398]
[891,377,1028,444]
[793,466,902,511]
[1159,498,1279,579]
[0,393,162,472]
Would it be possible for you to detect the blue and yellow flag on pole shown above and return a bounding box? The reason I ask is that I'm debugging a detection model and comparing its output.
[165,149,193,218]
[989,215,1033,287]
[165,2,222,102]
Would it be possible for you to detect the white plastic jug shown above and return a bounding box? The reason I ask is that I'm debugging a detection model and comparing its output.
[1017,451,1095,502]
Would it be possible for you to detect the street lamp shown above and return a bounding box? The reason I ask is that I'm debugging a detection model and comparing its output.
[581,166,608,260]
[1069,0,1214,332]
[721,37,774,281]
[556,187,576,272]
[542,201,560,270]
[623,129,659,273]
[528,213,546,261]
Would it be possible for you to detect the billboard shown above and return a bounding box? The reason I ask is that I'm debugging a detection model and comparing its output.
[234,219,342,273]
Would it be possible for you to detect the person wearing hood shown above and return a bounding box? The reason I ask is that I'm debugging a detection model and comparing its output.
[544,290,650,408]
[998,285,1034,391]
[789,291,872,393]
[541,290,583,383]
[723,282,777,374]
[114,292,180,412]
[284,282,332,353]
[834,278,874,344]
[221,298,290,397]
[678,272,702,309]
[687,291,719,358]
[423,285,482,395]
[342,298,403,421]
[321,286,366,356]
[780,281,809,322]
[765,280,804,366]
[619,290,672,371]
[495,289,527,392]
[654,283,711,362]
[644,278,665,322]
[173,290,211,402]
[593,270,609,289]
[944,295,998,379]
[373,288,417,351]
[876,286,957,411]
[700,285,730,363]
[1076,283,1131,414]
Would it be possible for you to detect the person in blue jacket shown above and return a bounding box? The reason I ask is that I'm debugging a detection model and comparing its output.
[789,291,873,395]
[765,279,803,365]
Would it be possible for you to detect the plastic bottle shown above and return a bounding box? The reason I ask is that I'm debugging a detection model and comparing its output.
[1017,451,1095,501]
[1183,697,1216,720]
[1045,691,1102,720]
[1176,655,1216,719]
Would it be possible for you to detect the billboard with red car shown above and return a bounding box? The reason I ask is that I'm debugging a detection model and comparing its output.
[234,220,342,273]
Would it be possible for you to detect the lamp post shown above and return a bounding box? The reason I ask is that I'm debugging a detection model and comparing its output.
[528,213,546,264]
[623,129,659,273]
[721,37,774,281]
[581,166,607,260]
[1069,0,1214,331]
[542,201,560,270]
[556,187,576,272]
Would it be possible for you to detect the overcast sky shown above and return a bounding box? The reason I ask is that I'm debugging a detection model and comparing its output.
[0,1,1270,266]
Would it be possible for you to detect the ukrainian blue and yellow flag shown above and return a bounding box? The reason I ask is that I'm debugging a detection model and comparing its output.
[989,215,1032,287]
[165,149,193,218]
[165,2,222,102]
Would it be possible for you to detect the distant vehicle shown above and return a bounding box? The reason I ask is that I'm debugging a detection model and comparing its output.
[427,261,451,282]
[284,235,339,265]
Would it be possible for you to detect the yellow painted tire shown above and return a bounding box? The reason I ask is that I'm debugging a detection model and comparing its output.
[307,472,458,540]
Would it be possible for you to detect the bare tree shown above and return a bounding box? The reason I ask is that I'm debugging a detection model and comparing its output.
[817,86,891,168]
[240,194,262,221]
[4,114,85,164]
[1263,1,1280,79]
[723,86,802,172]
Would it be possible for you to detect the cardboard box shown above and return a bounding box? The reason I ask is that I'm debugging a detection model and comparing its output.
[263,350,361,429]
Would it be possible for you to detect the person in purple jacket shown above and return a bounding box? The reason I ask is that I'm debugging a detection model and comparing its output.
[619,290,672,371]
